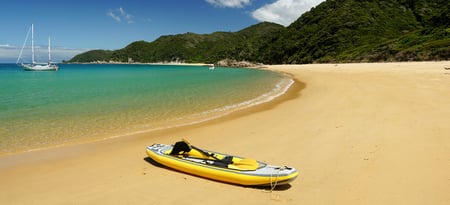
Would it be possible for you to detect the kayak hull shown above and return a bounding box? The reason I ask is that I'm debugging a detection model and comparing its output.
[146,143,298,186]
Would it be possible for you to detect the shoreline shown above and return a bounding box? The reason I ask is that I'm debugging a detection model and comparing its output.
[0,76,303,167]
[1,61,449,204]
[0,67,295,157]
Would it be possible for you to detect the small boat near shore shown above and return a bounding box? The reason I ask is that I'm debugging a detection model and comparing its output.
[146,140,298,187]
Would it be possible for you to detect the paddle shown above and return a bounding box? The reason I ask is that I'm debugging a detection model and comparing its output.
[182,139,259,171]
[228,158,259,171]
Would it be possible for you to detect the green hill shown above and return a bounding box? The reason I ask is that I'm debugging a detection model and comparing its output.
[66,49,113,63]
[103,22,284,64]
[68,0,449,64]
[273,0,450,63]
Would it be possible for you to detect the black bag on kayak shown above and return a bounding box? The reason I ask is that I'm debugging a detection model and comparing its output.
[170,141,191,155]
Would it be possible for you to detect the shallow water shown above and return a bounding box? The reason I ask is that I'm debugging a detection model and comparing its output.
[0,64,292,154]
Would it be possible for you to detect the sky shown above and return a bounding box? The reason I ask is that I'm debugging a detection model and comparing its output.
[0,0,325,63]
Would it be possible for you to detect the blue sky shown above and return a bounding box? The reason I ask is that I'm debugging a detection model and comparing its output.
[0,0,325,63]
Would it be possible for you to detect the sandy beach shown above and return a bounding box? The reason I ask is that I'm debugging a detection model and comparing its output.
[1,61,449,204]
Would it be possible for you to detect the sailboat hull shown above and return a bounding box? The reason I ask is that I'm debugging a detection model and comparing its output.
[22,64,58,71]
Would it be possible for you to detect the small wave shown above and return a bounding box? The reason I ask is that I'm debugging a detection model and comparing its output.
[172,76,295,125]
[102,76,295,140]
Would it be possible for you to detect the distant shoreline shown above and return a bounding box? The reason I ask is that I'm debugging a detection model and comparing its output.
[63,61,212,67]
[62,60,450,68]
[63,59,265,68]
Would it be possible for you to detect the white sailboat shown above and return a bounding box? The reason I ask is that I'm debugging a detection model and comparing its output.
[17,24,58,71]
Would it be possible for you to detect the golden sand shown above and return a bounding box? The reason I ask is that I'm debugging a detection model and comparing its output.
[0,61,449,204]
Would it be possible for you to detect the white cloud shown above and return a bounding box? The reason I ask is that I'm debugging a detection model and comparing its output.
[107,7,134,24]
[0,44,20,62]
[107,11,121,22]
[206,0,252,8]
[251,0,325,26]
[0,44,88,63]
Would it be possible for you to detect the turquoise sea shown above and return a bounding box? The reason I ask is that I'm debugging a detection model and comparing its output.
[0,64,293,155]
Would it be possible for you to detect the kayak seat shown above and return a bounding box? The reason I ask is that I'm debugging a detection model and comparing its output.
[170,141,191,155]
[187,149,206,158]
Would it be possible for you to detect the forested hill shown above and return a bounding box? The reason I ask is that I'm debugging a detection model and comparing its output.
[68,0,449,64]
[68,22,285,64]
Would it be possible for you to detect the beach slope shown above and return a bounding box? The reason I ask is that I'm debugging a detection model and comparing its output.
[0,61,449,204]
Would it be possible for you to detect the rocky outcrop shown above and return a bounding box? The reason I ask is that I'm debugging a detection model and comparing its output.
[216,59,264,68]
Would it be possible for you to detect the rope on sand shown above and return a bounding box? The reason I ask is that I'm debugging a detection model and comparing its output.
[263,166,288,200]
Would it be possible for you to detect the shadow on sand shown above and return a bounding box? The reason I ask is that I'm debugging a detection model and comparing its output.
[143,157,292,191]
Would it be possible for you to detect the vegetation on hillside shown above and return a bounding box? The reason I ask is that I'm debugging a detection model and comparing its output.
[67,50,113,63]
[103,22,285,64]
[67,0,449,64]
[270,0,449,63]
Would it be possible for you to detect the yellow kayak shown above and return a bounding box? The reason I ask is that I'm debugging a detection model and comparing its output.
[146,140,299,187]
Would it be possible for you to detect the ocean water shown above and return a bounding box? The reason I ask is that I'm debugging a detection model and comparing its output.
[0,64,293,154]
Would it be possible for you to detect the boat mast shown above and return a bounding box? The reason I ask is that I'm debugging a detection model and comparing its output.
[31,23,35,65]
[48,37,51,64]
